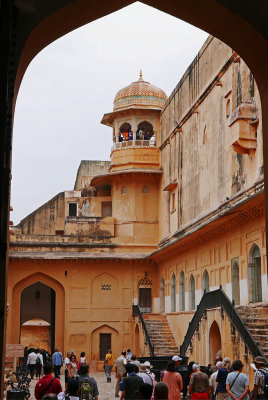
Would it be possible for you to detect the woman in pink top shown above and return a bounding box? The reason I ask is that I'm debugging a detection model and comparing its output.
[162,360,183,400]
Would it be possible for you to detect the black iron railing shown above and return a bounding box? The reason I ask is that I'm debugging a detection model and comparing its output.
[132,304,154,356]
[180,287,267,362]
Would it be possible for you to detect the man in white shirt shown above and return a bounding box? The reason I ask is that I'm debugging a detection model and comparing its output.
[139,363,154,386]
[27,350,37,379]
[209,361,223,399]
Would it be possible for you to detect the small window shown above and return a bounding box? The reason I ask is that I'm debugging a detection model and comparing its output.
[142,185,150,193]
[226,99,230,118]
[172,193,175,211]
[68,203,77,216]
[101,201,112,217]
[121,186,127,194]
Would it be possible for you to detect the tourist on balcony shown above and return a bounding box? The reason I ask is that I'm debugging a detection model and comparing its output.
[137,129,144,140]
[129,131,133,141]
[123,130,129,141]
[144,130,150,140]
[188,363,211,400]
[216,357,231,400]
[149,135,156,146]
[252,356,268,400]
[119,133,124,142]
[161,360,183,399]
[226,360,249,400]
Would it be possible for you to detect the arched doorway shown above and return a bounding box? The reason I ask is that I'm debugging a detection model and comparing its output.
[171,273,176,312]
[202,270,210,294]
[209,321,221,362]
[135,324,140,356]
[20,282,55,352]
[179,271,185,311]
[10,272,65,354]
[248,244,262,303]
[189,275,195,310]
[160,278,165,313]
[231,258,240,305]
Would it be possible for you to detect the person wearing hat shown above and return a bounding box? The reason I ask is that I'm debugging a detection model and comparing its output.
[172,355,183,371]
[252,356,268,400]
[139,361,155,386]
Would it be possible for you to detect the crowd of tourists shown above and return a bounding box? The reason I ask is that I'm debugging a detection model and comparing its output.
[24,346,268,400]
[118,129,155,146]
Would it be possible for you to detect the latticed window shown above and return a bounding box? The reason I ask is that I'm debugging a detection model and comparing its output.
[142,185,150,193]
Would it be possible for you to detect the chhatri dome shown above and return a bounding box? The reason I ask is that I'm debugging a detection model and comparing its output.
[113,71,168,111]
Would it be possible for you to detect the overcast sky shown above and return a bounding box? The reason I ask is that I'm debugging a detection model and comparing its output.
[11,2,209,225]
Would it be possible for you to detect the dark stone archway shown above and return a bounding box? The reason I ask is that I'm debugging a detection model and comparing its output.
[1,0,268,391]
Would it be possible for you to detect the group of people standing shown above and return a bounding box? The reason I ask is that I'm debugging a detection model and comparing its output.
[31,348,99,399]
[118,128,155,146]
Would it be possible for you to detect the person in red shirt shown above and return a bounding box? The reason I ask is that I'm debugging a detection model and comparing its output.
[34,362,62,399]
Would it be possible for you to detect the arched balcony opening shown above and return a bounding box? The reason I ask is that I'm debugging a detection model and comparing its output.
[189,275,195,310]
[160,277,165,313]
[171,273,176,312]
[202,270,210,294]
[179,271,185,311]
[248,244,262,303]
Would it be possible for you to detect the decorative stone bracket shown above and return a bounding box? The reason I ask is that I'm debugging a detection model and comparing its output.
[229,101,258,154]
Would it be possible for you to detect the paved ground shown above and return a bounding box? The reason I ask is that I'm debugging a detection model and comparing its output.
[29,371,116,400]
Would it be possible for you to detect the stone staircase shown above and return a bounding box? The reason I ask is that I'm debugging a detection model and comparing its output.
[237,303,268,359]
[143,316,179,356]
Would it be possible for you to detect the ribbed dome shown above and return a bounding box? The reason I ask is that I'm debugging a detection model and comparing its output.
[114,72,168,111]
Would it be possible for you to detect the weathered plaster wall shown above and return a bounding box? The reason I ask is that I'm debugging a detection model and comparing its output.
[160,36,263,241]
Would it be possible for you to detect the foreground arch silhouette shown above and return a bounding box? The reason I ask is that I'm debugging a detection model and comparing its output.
[1,0,268,389]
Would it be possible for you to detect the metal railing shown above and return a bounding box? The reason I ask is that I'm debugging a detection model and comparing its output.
[180,287,267,362]
[132,304,154,356]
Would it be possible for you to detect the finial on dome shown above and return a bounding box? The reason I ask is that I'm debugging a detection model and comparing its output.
[139,69,143,81]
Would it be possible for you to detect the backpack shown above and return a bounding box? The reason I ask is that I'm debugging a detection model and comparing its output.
[36,356,41,365]
[260,369,268,395]
[79,377,94,400]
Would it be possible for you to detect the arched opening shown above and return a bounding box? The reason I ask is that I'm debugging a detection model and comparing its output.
[209,321,222,362]
[10,272,65,354]
[135,324,140,357]
[202,270,210,294]
[136,121,154,140]
[119,122,132,142]
[160,277,165,313]
[171,273,176,312]
[20,282,55,352]
[189,275,195,310]
[179,271,185,311]
[248,244,262,303]
[231,258,240,305]
[91,324,119,361]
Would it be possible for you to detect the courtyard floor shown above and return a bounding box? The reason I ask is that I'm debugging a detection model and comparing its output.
[28,371,116,400]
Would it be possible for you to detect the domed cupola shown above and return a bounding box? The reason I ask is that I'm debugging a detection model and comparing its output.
[113,71,168,111]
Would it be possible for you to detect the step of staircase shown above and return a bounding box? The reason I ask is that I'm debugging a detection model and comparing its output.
[143,317,179,356]
[237,304,268,359]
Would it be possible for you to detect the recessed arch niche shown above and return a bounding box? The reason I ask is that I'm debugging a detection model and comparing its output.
[91,273,119,307]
